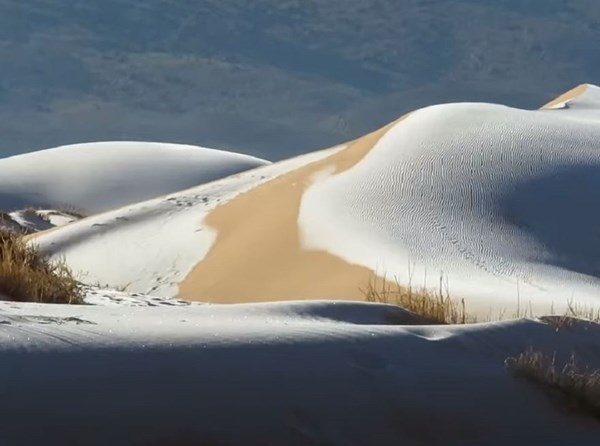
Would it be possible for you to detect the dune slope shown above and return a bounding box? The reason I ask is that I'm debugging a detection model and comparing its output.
[0,141,268,213]
[298,84,600,312]
[33,149,341,296]
[34,85,600,314]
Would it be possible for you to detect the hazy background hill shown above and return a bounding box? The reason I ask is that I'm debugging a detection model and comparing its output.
[1,0,599,160]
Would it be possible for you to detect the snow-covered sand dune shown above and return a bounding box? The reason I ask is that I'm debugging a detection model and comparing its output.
[0,141,268,213]
[33,85,600,314]
[4,86,600,445]
[298,84,600,312]
[32,148,342,296]
[0,297,598,445]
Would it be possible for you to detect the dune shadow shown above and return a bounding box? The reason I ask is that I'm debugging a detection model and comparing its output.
[498,164,600,278]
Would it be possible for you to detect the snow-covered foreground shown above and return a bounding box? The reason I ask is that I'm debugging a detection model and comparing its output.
[0,296,598,445]
[0,141,268,213]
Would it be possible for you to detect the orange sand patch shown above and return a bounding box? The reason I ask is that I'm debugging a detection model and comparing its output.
[541,84,588,109]
[179,118,406,302]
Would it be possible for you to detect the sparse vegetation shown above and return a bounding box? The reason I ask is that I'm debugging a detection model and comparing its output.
[0,229,83,304]
[537,299,600,332]
[505,349,600,419]
[361,275,471,324]
[362,275,600,326]
[540,315,584,332]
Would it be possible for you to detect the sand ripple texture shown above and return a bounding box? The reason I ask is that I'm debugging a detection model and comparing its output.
[299,85,600,309]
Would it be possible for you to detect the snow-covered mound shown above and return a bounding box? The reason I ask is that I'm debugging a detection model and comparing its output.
[0,141,268,213]
[299,84,600,311]
[33,85,600,314]
[0,297,598,445]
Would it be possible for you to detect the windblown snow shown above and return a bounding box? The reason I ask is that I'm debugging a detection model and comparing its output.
[0,141,268,213]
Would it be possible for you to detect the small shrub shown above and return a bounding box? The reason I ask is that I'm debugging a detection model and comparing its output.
[505,349,600,419]
[361,276,472,324]
[0,230,83,304]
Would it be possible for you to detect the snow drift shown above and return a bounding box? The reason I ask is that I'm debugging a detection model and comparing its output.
[0,297,598,445]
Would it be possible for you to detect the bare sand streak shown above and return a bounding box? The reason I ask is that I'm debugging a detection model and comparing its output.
[541,84,588,109]
[179,118,406,302]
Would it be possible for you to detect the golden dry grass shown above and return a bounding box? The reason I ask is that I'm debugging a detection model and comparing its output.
[505,349,600,419]
[0,229,83,304]
[361,275,472,324]
[539,300,600,332]
[361,275,600,326]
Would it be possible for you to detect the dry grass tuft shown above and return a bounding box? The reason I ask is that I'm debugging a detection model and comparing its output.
[362,273,600,326]
[506,349,600,419]
[540,315,585,332]
[0,230,83,304]
[361,275,472,324]
[540,300,600,332]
